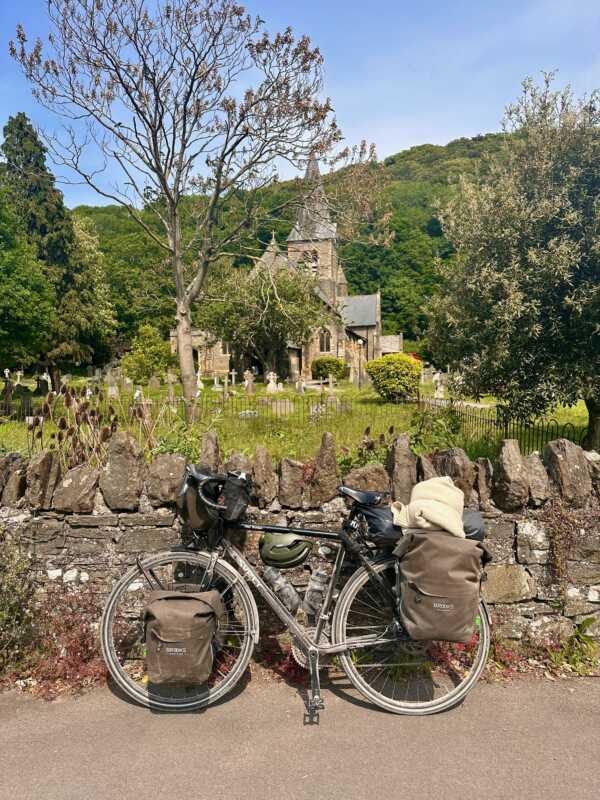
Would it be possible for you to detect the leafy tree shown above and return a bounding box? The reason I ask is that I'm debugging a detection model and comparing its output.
[428,76,600,448]
[1,114,116,380]
[12,0,343,410]
[121,324,177,384]
[0,190,55,367]
[197,256,332,375]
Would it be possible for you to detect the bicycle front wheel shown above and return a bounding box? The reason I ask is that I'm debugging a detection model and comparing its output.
[101,551,258,711]
[332,557,490,715]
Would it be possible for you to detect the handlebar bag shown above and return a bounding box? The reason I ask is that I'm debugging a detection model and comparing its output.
[144,590,226,686]
[393,530,491,643]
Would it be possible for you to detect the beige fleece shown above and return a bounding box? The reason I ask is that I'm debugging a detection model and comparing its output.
[391,476,465,538]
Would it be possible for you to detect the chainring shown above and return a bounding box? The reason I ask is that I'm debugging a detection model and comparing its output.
[291,628,330,670]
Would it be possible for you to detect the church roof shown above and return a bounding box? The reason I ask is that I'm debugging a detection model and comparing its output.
[340,294,379,328]
[288,156,337,242]
[251,232,290,275]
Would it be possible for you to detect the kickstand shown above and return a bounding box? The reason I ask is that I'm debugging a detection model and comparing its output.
[303,648,325,725]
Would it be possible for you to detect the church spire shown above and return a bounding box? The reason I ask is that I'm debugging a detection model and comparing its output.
[287,156,337,243]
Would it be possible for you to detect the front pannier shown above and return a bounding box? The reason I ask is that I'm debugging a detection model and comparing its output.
[394,531,491,643]
[144,590,226,686]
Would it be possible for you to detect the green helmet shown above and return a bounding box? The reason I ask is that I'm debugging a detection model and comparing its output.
[259,533,312,568]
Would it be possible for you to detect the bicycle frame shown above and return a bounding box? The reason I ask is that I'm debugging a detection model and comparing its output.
[218,520,399,657]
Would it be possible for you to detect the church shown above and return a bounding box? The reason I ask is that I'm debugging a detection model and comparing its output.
[173,158,402,381]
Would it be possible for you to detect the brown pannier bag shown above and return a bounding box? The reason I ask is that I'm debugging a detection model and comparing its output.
[144,590,226,686]
[393,530,491,643]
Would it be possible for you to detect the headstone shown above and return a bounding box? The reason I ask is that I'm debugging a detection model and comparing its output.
[265,371,278,395]
[87,366,95,378]
[295,378,305,395]
[94,368,102,381]
[3,368,10,381]
[327,373,335,394]
[107,371,119,399]
[229,368,237,386]
[148,375,161,391]
[35,376,50,396]
[122,376,133,392]
[212,375,221,391]
[433,370,445,400]
[15,369,23,385]
[277,382,284,392]
[243,370,255,396]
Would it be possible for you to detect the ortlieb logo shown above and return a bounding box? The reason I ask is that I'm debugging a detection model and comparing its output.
[433,601,454,610]
[165,646,187,655]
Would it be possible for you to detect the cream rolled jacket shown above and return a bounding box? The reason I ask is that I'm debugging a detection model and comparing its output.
[391,476,465,538]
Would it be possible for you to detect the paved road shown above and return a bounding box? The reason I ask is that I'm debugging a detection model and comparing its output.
[1,676,599,800]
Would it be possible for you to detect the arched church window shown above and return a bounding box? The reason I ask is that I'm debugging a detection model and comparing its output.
[319,329,331,353]
[302,249,319,275]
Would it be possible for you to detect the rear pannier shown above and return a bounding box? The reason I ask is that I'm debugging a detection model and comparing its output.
[394,530,491,643]
[144,590,226,686]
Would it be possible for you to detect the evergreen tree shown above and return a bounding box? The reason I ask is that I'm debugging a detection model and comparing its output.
[0,114,115,379]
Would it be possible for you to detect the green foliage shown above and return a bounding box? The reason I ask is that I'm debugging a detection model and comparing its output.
[548,618,599,675]
[1,114,116,369]
[427,76,600,443]
[366,353,421,402]
[311,356,349,381]
[0,527,36,675]
[197,258,332,374]
[337,425,397,474]
[121,324,177,384]
[0,190,55,366]
[408,407,461,454]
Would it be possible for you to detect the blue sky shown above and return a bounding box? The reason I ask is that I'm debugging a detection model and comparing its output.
[1,0,599,206]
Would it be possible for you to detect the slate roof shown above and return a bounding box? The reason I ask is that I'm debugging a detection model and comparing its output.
[340,294,379,328]
[288,156,337,242]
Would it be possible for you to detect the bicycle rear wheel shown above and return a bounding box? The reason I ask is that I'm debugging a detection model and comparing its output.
[333,557,490,715]
[100,551,258,711]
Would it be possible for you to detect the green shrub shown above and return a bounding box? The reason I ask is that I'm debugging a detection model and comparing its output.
[121,324,178,385]
[365,353,421,402]
[0,527,36,676]
[409,407,461,453]
[311,356,349,381]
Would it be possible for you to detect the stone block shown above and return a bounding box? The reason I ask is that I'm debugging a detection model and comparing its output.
[252,446,279,509]
[116,527,177,553]
[0,453,24,496]
[569,528,600,564]
[224,452,253,475]
[386,433,417,503]
[431,447,475,500]
[524,452,549,507]
[99,432,145,511]
[279,458,306,509]
[25,451,62,510]
[475,458,494,512]
[493,440,529,512]
[1,467,27,506]
[516,520,550,565]
[309,432,339,506]
[543,438,592,508]
[67,514,120,528]
[343,463,390,493]
[146,453,186,508]
[118,512,176,527]
[485,518,516,564]
[199,432,221,471]
[482,564,537,603]
[53,465,99,514]
[417,454,438,483]
[525,616,574,645]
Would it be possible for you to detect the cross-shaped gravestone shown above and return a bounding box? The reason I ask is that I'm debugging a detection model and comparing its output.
[15,370,23,385]
[229,368,237,386]
[265,371,278,395]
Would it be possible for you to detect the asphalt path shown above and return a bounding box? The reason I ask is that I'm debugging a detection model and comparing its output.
[1,675,599,800]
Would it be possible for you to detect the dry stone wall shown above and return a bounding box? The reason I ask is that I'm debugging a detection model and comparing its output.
[1,432,599,644]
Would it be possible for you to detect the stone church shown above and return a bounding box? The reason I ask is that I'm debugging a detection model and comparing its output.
[174,158,402,381]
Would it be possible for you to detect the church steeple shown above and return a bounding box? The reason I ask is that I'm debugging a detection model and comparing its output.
[287,156,337,243]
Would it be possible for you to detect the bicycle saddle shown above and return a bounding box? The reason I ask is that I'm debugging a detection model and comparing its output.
[338,486,387,506]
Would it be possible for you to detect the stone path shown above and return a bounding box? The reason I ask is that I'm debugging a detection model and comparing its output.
[1,676,598,800]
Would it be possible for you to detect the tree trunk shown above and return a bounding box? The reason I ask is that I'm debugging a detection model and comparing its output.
[176,300,197,420]
[583,397,600,451]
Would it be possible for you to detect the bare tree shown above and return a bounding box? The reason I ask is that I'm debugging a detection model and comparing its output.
[11,0,345,408]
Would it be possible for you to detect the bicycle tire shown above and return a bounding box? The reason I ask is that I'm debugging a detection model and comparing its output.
[100,551,259,711]
[332,556,490,715]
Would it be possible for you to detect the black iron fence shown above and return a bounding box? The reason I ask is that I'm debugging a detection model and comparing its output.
[415,396,588,455]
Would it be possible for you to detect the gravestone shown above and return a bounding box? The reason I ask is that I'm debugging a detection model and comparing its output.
[433,370,445,400]
[212,375,221,391]
[122,376,133,392]
[229,368,237,386]
[295,378,305,395]
[107,371,119,400]
[243,370,255,396]
[327,373,335,394]
[148,375,161,391]
[15,370,23,385]
[35,375,50,396]
[265,371,279,395]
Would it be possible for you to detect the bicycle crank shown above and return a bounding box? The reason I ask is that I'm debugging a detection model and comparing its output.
[291,628,330,670]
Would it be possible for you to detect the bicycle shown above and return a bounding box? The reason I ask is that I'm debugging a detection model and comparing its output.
[100,469,491,720]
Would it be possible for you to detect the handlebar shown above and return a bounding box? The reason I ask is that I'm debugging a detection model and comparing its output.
[197,475,228,512]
